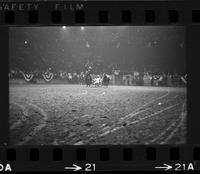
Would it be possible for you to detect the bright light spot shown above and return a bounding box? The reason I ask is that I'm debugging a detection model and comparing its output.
[81,26,84,31]
[62,26,66,30]
[116,42,120,48]
[86,41,90,48]
[147,42,151,48]
[24,40,28,44]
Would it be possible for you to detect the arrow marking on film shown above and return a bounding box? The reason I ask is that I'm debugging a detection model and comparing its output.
[64,164,82,171]
[155,163,173,171]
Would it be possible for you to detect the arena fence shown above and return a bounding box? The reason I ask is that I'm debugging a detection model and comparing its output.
[9,71,187,87]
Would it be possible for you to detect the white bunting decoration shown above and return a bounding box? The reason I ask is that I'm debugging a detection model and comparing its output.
[181,76,187,84]
[42,72,54,82]
[153,75,160,80]
[158,75,163,81]
[114,70,120,75]
[20,71,34,82]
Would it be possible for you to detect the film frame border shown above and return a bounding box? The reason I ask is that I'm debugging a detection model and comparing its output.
[0,0,200,171]
[0,146,199,171]
[0,1,199,25]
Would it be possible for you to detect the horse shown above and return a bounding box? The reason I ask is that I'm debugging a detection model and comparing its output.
[93,76,102,87]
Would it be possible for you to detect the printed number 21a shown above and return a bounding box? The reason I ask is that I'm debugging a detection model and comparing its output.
[175,163,194,171]
[85,163,96,171]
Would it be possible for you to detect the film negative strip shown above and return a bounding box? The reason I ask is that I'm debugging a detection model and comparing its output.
[0,0,200,172]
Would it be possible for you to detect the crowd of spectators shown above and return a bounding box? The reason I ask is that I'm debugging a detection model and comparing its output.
[119,71,187,87]
[9,68,187,87]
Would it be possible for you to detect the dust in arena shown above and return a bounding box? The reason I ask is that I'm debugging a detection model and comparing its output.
[9,26,186,145]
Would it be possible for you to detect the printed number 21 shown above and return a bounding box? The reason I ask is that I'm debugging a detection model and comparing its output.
[85,163,96,171]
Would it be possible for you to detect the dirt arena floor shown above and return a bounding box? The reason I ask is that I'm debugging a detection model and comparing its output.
[9,84,187,145]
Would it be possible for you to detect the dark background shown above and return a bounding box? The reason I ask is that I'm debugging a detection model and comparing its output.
[0,27,9,146]
[3,0,185,1]
[9,26,185,74]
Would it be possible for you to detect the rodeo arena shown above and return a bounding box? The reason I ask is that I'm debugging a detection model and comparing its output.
[9,26,187,145]
[9,64,187,145]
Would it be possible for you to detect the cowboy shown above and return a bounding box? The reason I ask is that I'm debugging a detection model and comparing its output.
[85,70,92,87]
[102,73,110,87]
